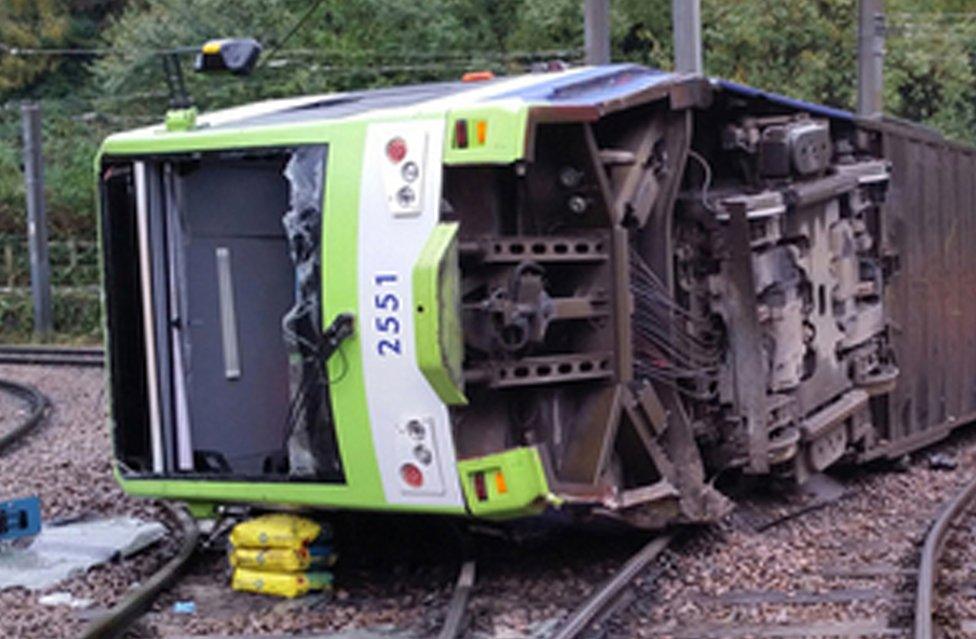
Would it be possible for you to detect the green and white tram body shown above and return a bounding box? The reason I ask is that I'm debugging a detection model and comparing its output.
[101,64,946,528]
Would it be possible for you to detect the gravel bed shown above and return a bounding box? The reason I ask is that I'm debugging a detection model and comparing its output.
[0,365,176,639]
[616,426,976,638]
[139,532,457,638]
[931,469,976,638]
[138,513,646,638]
[6,361,976,639]
[0,363,641,639]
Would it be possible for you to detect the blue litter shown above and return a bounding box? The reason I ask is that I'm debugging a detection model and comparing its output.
[0,496,41,544]
[172,600,196,614]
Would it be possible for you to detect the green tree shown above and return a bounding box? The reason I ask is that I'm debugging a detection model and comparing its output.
[91,0,300,111]
[0,0,70,93]
[614,0,976,143]
[884,0,976,141]
[90,0,542,114]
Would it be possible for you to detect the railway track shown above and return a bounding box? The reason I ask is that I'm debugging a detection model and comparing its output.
[0,377,50,453]
[78,501,200,639]
[438,560,478,639]
[0,344,104,367]
[915,472,976,639]
[553,470,976,639]
[0,374,195,639]
[513,467,976,639]
[550,535,673,639]
[4,352,976,639]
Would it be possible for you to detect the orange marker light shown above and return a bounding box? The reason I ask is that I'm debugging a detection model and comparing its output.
[475,120,488,146]
[495,470,508,495]
[462,70,495,82]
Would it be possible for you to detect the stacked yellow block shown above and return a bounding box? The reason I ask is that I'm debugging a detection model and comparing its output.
[228,513,336,598]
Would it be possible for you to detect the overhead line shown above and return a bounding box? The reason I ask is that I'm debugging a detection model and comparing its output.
[259,0,329,68]
[0,41,583,61]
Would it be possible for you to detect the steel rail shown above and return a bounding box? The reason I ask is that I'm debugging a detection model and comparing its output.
[914,473,976,639]
[437,559,477,639]
[550,534,672,639]
[78,502,200,639]
[0,344,104,367]
[0,344,103,355]
[0,378,50,453]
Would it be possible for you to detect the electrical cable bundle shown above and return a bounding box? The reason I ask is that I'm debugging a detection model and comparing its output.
[630,248,721,400]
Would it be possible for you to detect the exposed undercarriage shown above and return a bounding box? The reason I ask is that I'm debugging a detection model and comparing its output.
[446,83,898,528]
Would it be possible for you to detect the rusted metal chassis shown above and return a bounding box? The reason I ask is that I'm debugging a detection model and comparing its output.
[716,171,890,477]
[684,100,976,481]
[724,201,771,473]
[914,473,976,639]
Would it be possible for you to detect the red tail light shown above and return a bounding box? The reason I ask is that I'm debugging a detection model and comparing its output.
[400,462,424,488]
[473,471,488,501]
[386,137,407,163]
[454,120,468,149]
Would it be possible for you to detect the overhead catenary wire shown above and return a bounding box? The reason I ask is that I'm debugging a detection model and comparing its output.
[0,47,582,119]
[0,40,583,62]
[258,0,329,69]
[0,42,203,57]
[1,41,579,120]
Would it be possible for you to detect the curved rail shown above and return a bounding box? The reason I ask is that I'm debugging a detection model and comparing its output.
[437,560,477,639]
[78,502,200,639]
[915,473,976,639]
[0,378,50,453]
[0,345,104,368]
[550,534,672,639]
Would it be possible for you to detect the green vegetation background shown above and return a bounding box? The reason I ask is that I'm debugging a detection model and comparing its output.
[0,0,973,340]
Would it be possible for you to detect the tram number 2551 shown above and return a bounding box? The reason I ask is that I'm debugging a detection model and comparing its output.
[373,273,402,357]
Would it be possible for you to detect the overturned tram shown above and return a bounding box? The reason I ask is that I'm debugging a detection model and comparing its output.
[97,64,976,527]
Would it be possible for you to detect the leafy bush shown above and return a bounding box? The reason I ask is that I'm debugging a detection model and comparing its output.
[0,286,101,342]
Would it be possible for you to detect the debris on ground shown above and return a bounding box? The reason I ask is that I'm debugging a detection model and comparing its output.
[37,591,93,609]
[927,452,958,471]
[0,365,176,639]
[0,495,42,545]
[0,516,166,591]
[171,600,196,614]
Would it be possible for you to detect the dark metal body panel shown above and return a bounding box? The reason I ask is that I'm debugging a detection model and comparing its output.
[871,118,976,454]
[176,158,294,475]
[183,235,294,474]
